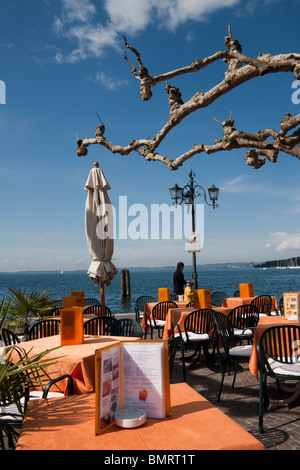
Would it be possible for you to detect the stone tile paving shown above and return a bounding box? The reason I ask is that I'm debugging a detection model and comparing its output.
[170,349,300,450]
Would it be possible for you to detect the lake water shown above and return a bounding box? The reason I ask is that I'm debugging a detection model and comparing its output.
[1,267,300,314]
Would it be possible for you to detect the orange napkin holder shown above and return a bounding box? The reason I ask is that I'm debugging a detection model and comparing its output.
[71,291,85,307]
[193,289,212,309]
[239,283,254,298]
[158,288,170,302]
[60,307,84,345]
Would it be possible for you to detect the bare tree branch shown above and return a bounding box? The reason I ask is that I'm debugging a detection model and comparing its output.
[77,30,300,170]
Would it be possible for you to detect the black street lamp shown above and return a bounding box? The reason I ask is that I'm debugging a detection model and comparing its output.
[169,170,219,289]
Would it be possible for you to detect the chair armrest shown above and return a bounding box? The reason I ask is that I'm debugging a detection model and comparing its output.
[43,374,74,398]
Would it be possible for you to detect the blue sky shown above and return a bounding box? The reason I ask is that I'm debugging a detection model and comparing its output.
[0,0,300,272]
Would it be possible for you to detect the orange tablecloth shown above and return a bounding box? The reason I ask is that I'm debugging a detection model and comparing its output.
[142,301,190,332]
[4,335,140,394]
[222,296,278,310]
[249,316,300,379]
[15,382,265,450]
[162,306,232,340]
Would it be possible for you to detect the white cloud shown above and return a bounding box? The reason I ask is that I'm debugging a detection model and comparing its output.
[89,71,129,90]
[221,175,262,194]
[53,0,241,62]
[267,232,300,251]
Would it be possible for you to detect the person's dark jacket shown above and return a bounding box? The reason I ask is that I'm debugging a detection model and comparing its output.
[173,269,186,295]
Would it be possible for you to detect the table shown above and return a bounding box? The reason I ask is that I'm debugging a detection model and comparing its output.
[222,296,278,310]
[162,306,232,340]
[249,316,300,380]
[249,316,300,410]
[15,382,265,450]
[3,335,140,395]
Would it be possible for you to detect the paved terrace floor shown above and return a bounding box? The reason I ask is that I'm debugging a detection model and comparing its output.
[170,343,300,450]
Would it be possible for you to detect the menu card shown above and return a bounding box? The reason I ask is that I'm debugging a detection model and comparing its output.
[283,292,300,321]
[95,340,170,435]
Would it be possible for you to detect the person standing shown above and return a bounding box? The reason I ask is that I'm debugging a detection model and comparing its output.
[173,262,186,300]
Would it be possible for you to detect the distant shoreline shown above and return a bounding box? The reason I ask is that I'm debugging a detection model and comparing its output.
[0,262,258,274]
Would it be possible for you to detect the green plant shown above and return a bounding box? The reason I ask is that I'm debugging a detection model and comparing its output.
[5,288,57,336]
[0,300,63,449]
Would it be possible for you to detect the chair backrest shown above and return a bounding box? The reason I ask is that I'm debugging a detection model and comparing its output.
[0,328,20,346]
[184,309,215,336]
[135,296,156,320]
[83,316,115,335]
[258,325,300,377]
[186,301,194,308]
[213,311,234,355]
[104,318,143,338]
[84,298,101,306]
[229,304,259,329]
[211,292,228,307]
[54,300,63,307]
[48,307,62,317]
[233,290,240,297]
[250,295,273,314]
[168,336,181,378]
[152,301,178,321]
[84,304,113,317]
[28,319,61,340]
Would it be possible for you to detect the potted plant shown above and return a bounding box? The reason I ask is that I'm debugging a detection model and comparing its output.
[0,299,62,449]
[4,288,57,338]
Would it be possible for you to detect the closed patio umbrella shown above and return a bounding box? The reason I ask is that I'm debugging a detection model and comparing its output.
[84,161,118,315]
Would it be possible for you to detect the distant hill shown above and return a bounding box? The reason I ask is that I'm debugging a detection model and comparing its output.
[255,257,300,268]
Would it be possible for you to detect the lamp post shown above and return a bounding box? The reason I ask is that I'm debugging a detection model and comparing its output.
[169,170,219,290]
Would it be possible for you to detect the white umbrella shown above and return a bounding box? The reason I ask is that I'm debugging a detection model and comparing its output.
[84,161,118,315]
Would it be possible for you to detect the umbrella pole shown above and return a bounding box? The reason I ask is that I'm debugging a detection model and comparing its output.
[100,282,105,317]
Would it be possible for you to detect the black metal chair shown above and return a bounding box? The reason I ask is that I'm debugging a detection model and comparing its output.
[211,292,228,307]
[54,299,63,307]
[0,373,74,449]
[84,298,101,305]
[168,336,181,379]
[172,309,215,370]
[186,301,194,307]
[134,295,156,323]
[258,325,300,433]
[277,297,284,315]
[213,311,252,402]
[83,304,114,317]
[48,307,62,317]
[233,290,240,297]
[250,295,273,316]
[144,301,178,339]
[0,328,20,346]
[83,316,115,335]
[228,304,260,344]
[28,319,61,340]
[104,318,143,338]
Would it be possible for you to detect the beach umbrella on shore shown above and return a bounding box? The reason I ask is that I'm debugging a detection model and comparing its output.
[84,161,118,315]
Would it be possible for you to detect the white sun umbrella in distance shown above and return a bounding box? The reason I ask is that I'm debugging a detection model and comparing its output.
[84,161,118,316]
